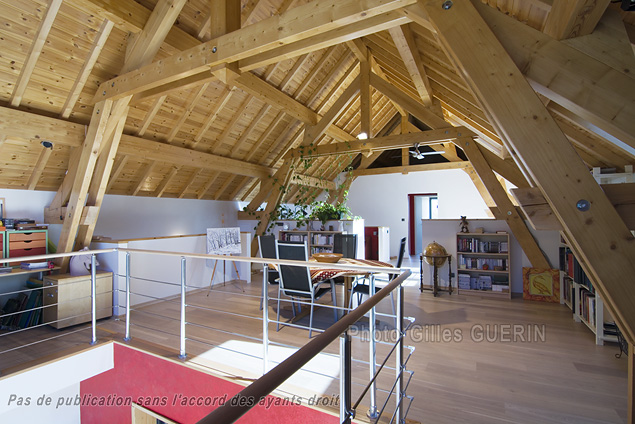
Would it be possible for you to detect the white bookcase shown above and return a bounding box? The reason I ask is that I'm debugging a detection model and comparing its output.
[456,232,511,299]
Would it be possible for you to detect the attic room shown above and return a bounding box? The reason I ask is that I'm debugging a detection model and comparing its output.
[0,0,634,423]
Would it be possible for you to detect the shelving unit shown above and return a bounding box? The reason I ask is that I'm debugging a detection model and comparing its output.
[278,229,342,254]
[560,243,618,345]
[456,232,511,298]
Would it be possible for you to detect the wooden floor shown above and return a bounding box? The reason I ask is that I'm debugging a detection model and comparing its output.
[0,257,628,423]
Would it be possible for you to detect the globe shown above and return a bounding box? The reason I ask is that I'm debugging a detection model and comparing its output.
[423,241,448,267]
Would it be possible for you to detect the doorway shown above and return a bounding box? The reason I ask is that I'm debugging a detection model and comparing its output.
[408,193,438,255]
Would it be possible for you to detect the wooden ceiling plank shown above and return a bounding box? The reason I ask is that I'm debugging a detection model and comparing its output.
[305,53,351,109]
[278,54,310,92]
[388,24,433,106]
[210,96,253,155]
[228,176,250,200]
[196,171,219,200]
[476,2,635,151]
[193,87,235,147]
[233,104,271,155]
[10,0,63,107]
[167,83,210,142]
[153,166,179,198]
[213,173,234,200]
[26,147,53,190]
[293,47,338,101]
[234,72,317,126]
[370,72,449,129]
[94,0,416,101]
[178,168,202,199]
[424,0,635,346]
[60,18,114,119]
[106,155,128,193]
[543,0,610,40]
[303,76,360,145]
[138,95,167,137]
[131,162,157,196]
[245,111,286,162]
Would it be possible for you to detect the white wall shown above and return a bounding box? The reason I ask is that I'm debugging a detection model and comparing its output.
[346,169,491,256]
[0,189,240,243]
[0,189,242,304]
[0,342,113,423]
[420,218,560,293]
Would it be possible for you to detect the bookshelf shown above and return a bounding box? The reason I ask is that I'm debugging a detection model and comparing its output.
[559,243,618,345]
[278,230,342,254]
[456,232,511,298]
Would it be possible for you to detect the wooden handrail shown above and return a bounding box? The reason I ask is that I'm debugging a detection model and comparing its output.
[196,269,412,424]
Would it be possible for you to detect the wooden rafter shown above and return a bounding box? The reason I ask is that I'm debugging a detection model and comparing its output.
[457,137,550,268]
[418,0,635,350]
[60,19,114,119]
[475,2,635,150]
[388,24,433,106]
[10,0,63,107]
[543,0,610,40]
[93,0,415,101]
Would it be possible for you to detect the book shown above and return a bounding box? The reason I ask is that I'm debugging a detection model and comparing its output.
[20,261,50,270]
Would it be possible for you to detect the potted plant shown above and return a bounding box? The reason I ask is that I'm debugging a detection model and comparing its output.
[311,201,351,228]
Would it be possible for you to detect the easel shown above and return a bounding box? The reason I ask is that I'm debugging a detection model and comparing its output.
[207,255,244,295]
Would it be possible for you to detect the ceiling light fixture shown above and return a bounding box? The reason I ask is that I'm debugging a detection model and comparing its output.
[357,132,368,140]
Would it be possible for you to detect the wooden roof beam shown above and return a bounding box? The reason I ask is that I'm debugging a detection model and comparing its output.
[60,19,114,119]
[10,0,63,107]
[291,127,469,158]
[93,0,416,102]
[475,2,635,151]
[118,134,271,179]
[388,24,434,106]
[543,0,610,40]
[353,161,469,176]
[423,0,635,348]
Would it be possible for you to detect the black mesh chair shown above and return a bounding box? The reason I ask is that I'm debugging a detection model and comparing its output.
[333,233,357,258]
[349,237,407,321]
[276,241,337,338]
[258,235,279,311]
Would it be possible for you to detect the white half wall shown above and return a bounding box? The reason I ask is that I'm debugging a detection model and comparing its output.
[346,169,491,257]
[420,218,560,293]
[0,342,113,422]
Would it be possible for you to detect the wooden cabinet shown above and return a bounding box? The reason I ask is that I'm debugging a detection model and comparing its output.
[456,232,511,298]
[43,271,113,329]
[6,230,47,266]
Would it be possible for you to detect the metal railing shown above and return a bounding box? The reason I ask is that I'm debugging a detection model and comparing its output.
[0,248,415,423]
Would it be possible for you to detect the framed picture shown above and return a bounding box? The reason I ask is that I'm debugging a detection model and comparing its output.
[206,227,242,255]
[522,267,560,302]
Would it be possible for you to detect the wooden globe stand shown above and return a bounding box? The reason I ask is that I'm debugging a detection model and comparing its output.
[420,253,453,297]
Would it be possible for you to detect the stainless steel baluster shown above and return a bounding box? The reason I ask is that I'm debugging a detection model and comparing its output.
[179,256,187,359]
